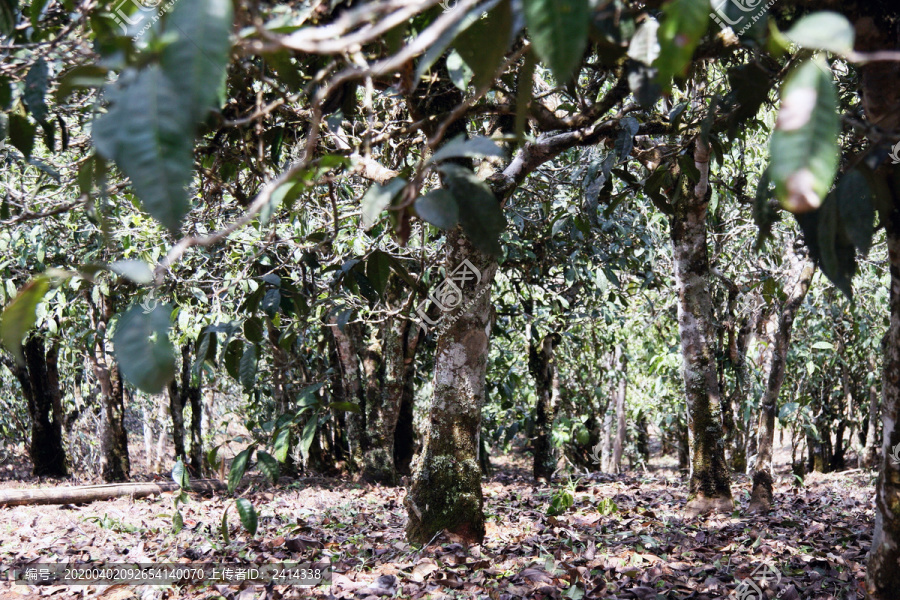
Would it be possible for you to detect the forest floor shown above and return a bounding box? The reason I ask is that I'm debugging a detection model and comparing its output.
[0,450,876,600]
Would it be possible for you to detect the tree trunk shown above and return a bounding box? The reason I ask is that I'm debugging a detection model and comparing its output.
[748,251,814,512]
[331,319,366,469]
[405,227,496,544]
[862,357,881,468]
[9,336,68,477]
[869,211,900,597]
[188,383,202,474]
[600,410,613,473]
[635,413,649,463]
[167,378,186,463]
[611,344,628,473]
[94,359,130,482]
[670,142,733,515]
[394,377,415,476]
[529,330,560,481]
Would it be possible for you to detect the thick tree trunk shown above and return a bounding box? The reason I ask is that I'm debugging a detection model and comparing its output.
[405,227,496,544]
[611,345,628,473]
[869,213,900,597]
[748,251,814,512]
[10,336,68,477]
[529,331,560,481]
[670,143,733,515]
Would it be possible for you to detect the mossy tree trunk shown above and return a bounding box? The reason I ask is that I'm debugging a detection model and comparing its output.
[5,335,68,477]
[670,141,733,515]
[405,227,496,544]
[748,249,814,512]
[529,329,560,482]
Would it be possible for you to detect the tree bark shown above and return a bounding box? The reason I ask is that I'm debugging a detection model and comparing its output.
[611,344,628,473]
[529,330,560,481]
[8,336,68,477]
[748,250,814,512]
[862,357,881,468]
[331,319,366,469]
[670,140,734,515]
[670,141,733,515]
[405,227,496,544]
[869,211,900,597]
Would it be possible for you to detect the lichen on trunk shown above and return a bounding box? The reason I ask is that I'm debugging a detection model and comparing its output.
[405,228,497,544]
[669,147,733,516]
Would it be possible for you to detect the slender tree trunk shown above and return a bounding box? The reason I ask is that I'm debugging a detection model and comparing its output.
[9,336,68,477]
[530,331,560,481]
[142,405,154,471]
[635,413,649,463]
[331,319,366,469]
[393,374,416,476]
[611,345,628,473]
[601,409,613,473]
[93,359,130,482]
[188,383,202,474]
[670,142,733,515]
[862,357,881,468]
[405,227,497,544]
[167,378,186,463]
[748,251,814,512]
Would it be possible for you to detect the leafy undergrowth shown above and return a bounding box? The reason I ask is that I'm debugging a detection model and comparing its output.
[0,465,875,600]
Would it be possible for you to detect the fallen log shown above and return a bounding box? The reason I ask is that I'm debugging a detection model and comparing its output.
[0,479,225,507]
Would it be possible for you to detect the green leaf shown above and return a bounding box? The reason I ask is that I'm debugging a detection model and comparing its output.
[272,426,291,462]
[235,498,258,536]
[430,135,506,164]
[172,459,190,489]
[159,0,233,123]
[93,66,194,233]
[8,114,36,159]
[785,11,854,56]
[522,0,589,83]
[0,276,50,364]
[56,65,108,103]
[654,0,709,87]
[243,316,264,343]
[0,0,17,36]
[438,163,506,255]
[228,446,254,494]
[29,0,48,29]
[366,250,392,300]
[812,341,834,350]
[547,489,574,516]
[834,169,875,255]
[257,450,280,484]
[299,414,317,462]
[453,0,513,90]
[172,509,184,534]
[769,58,840,214]
[446,49,473,91]
[360,177,406,229]
[109,260,154,284]
[328,401,361,413]
[415,189,459,230]
[112,304,177,394]
[224,338,242,380]
[23,59,48,122]
[239,343,257,390]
